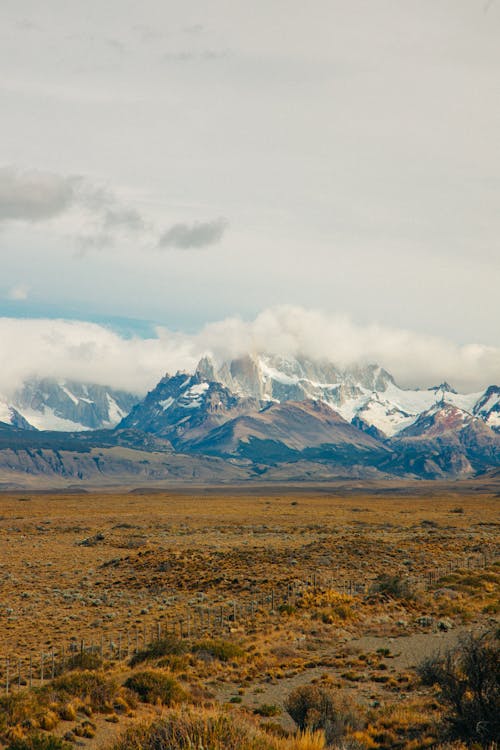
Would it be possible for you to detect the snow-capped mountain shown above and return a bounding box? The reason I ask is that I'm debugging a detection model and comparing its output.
[0,400,36,430]
[1,355,499,485]
[191,354,497,438]
[116,354,500,478]
[389,403,500,478]
[472,386,500,431]
[1,378,139,431]
[120,371,262,446]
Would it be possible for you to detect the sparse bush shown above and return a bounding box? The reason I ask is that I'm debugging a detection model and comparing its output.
[417,630,499,744]
[51,671,118,713]
[0,692,46,732]
[129,635,186,666]
[254,704,281,717]
[57,651,102,673]
[370,574,415,600]
[285,684,362,744]
[124,671,185,705]
[192,639,244,662]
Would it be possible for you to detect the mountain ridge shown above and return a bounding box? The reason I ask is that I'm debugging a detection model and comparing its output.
[0,353,498,486]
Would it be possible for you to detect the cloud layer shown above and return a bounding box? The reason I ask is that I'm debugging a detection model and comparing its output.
[0,307,498,398]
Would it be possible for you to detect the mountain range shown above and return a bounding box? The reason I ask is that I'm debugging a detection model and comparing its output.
[0,354,499,487]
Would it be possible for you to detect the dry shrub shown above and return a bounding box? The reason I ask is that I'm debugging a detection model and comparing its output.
[285,684,362,745]
[0,692,46,733]
[417,630,499,744]
[369,574,415,601]
[51,670,119,713]
[124,670,185,705]
[57,651,103,673]
[129,635,186,666]
[192,638,245,662]
[298,590,356,624]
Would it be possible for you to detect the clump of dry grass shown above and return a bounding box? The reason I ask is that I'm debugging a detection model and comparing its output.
[298,590,356,622]
[108,706,327,750]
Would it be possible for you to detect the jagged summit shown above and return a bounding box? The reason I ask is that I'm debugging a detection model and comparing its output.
[1,353,499,484]
[0,378,139,431]
[428,382,458,395]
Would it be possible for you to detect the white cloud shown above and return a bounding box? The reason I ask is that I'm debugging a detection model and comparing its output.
[0,307,498,398]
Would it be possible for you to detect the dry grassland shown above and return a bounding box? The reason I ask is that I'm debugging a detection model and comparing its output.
[0,491,498,749]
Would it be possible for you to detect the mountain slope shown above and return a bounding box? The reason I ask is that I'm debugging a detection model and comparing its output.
[186,399,392,464]
[120,371,262,446]
[388,403,500,478]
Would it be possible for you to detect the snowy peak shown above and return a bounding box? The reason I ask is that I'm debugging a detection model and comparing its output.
[473,385,500,431]
[5,378,139,431]
[428,382,458,395]
[398,403,480,438]
[119,370,262,445]
[189,354,499,439]
[0,400,36,431]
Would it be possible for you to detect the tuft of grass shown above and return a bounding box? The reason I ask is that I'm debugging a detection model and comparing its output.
[108,708,277,750]
[298,590,355,621]
[5,736,71,750]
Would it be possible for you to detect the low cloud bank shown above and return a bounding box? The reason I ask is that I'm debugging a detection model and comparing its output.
[0,306,498,397]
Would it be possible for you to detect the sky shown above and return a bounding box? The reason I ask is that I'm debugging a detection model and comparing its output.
[0,1,499,393]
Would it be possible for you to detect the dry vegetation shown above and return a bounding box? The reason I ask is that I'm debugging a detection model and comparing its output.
[0,491,498,749]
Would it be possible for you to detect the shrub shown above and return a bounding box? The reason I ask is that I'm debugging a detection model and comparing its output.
[51,671,118,712]
[285,685,362,744]
[417,630,499,744]
[0,692,46,732]
[6,735,71,750]
[370,574,415,600]
[129,635,186,666]
[57,651,102,673]
[192,639,244,662]
[124,671,185,705]
[254,704,281,717]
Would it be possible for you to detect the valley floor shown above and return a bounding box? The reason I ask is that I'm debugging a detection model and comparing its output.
[0,490,498,749]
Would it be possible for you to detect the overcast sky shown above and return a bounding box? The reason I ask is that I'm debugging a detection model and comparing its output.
[0,1,499,390]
